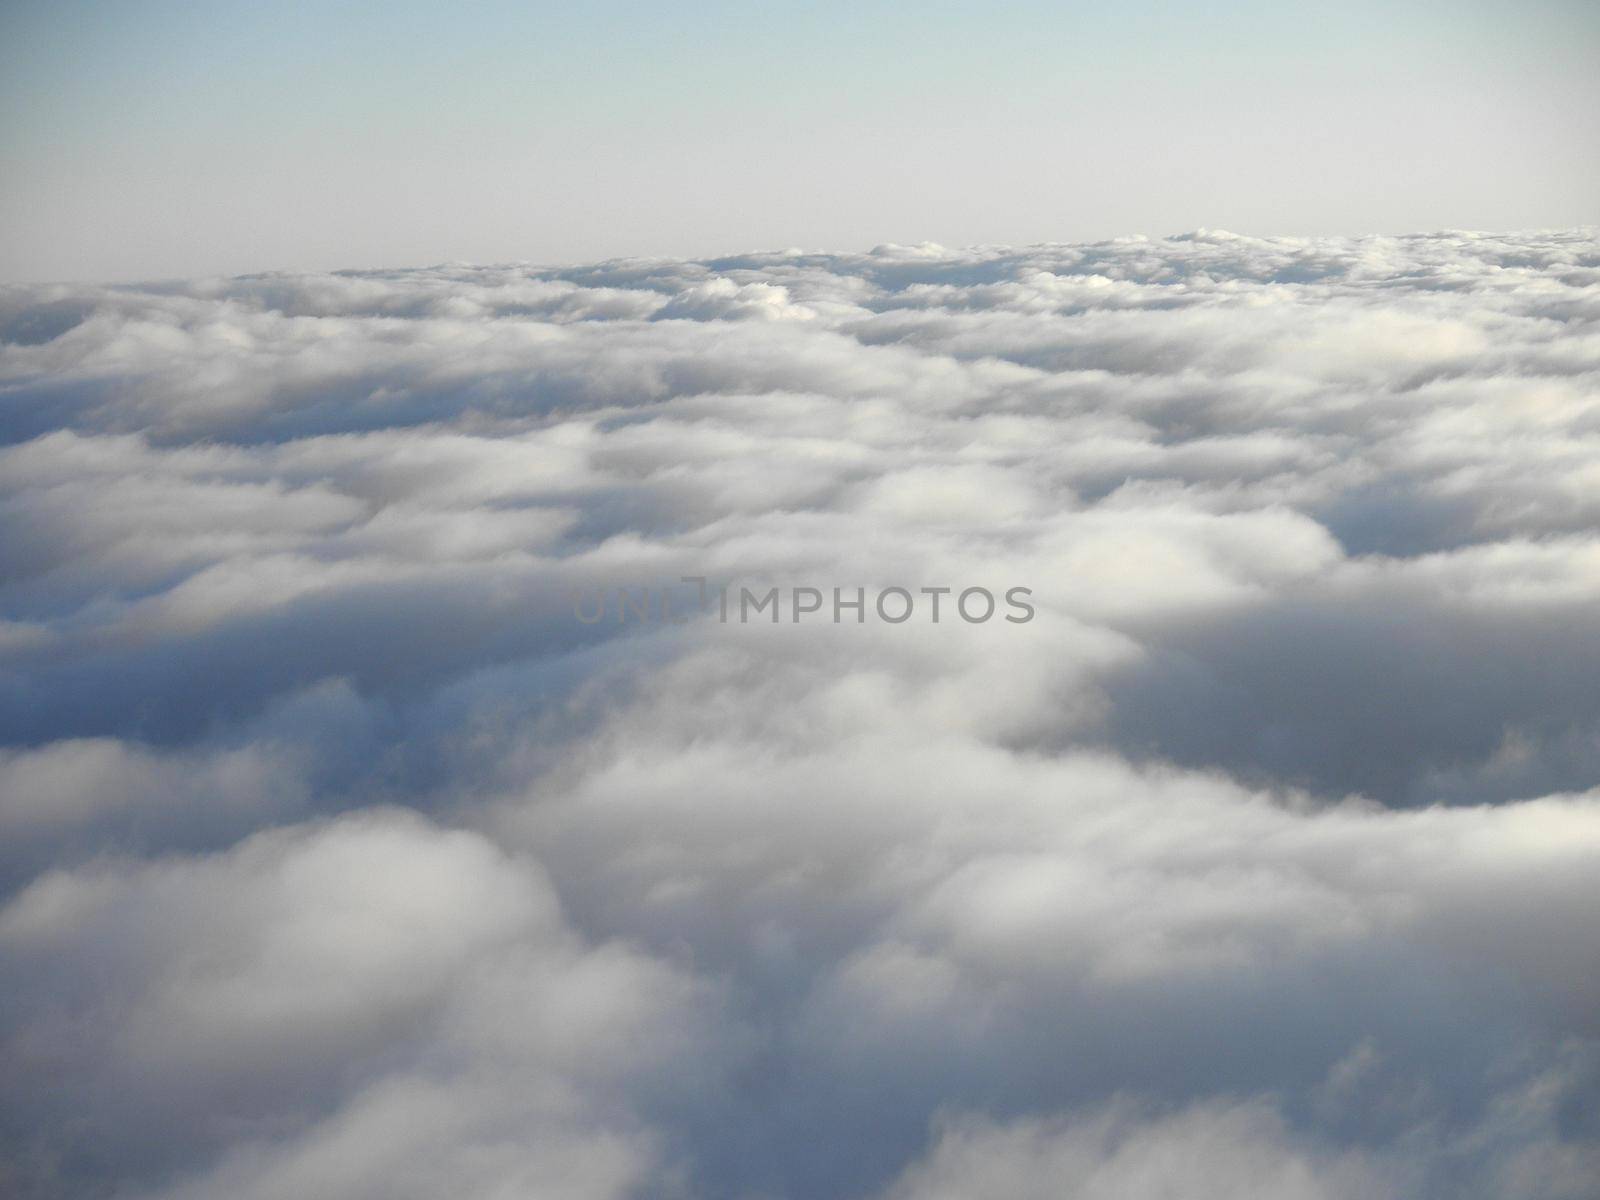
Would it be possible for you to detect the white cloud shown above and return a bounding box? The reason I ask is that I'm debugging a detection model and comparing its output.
[881,1100,1395,1200]
[1,229,1599,1197]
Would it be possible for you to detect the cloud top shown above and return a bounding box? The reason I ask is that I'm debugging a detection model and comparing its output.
[2,229,1599,1198]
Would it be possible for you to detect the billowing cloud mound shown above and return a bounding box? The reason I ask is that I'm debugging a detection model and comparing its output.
[2,229,1599,1199]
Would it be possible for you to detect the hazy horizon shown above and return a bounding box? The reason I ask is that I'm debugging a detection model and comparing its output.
[4,0,1597,283]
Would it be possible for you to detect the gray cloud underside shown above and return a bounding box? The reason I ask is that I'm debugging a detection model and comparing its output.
[2,229,1599,1199]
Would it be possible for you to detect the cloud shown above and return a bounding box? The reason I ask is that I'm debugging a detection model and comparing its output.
[880,1100,1395,1200]
[0,810,725,1199]
[1,228,1599,1197]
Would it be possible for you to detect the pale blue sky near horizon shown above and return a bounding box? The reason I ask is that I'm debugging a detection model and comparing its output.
[2,0,1596,282]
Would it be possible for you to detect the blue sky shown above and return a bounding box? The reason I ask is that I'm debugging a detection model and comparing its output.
[2,0,1596,280]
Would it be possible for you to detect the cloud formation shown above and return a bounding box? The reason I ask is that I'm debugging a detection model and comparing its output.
[2,229,1599,1198]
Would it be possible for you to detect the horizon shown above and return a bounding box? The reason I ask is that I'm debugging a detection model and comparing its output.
[4,0,1596,282]
[13,222,1600,288]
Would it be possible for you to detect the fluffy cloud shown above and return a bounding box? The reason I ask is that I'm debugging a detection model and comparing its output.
[881,1100,1396,1200]
[1,229,1598,1198]
[0,810,724,1199]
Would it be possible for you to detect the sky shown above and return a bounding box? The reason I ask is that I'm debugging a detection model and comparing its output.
[1,0,1597,282]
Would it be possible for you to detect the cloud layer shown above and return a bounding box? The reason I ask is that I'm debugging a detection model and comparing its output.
[2,229,1599,1198]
